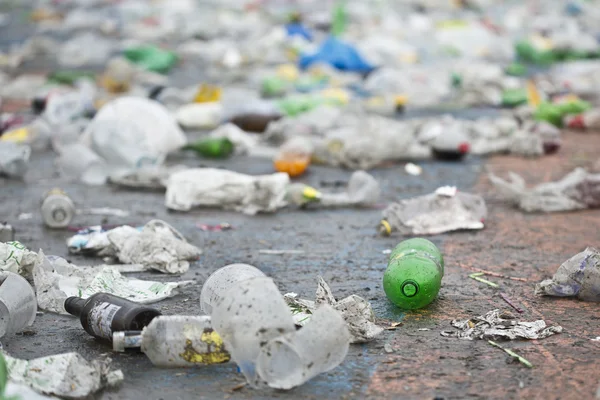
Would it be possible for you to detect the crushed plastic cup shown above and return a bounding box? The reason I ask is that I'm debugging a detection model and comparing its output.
[256,304,350,390]
[200,263,266,314]
[0,271,37,338]
[56,143,108,185]
[211,277,295,385]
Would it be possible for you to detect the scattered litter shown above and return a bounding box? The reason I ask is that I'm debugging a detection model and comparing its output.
[165,168,290,214]
[76,208,130,217]
[417,328,430,331]
[441,309,563,340]
[32,252,194,314]
[4,351,123,398]
[382,249,392,255]
[469,272,499,288]
[405,163,423,176]
[197,223,232,232]
[380,189,487,235]
[17,213,33,220]
[113,315,231,367]
[459,264,529,282]
[259,249,305,255]
[0,241,38,279]
[489,168,600,212]
[592,337,600,342]
[488,340,533,368]
[0,272,37,338]
[535,247,600,301]
[499,293,525,313]
[284,276,384,343]
[384,343,394,353]
[65,293,161,342]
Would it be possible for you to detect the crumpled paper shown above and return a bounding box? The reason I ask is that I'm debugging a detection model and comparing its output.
[441,309,563,340]
[381,187,487,235]
[4,351,123,399]
[165,168,290,214]
[33,251,194,314]
[67,220,201,274]
[0,241,39,280]
[284,277,384,343]
[489,168,600,212]
[287,171,380,208]
[109,164,188,190]
[0,142,30,179]
[535,247,600,301]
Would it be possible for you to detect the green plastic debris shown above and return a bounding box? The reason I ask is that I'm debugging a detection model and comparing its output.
[516,40,600,66]
[501,88,528,107]
[276,94,343,117]
[123,45,178,74]
[48,71,95,85]
[331,1,347,37]
[262,76,290,97]
[451,72,462,88]
[505,62,527,77]
[534,100,591,127]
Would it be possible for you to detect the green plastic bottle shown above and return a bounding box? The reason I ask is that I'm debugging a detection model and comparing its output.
[383,238,444,310]
[184,138,234,158]
[124,45,178,74]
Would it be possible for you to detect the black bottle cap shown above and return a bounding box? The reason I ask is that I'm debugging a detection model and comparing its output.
[32,97,47,114]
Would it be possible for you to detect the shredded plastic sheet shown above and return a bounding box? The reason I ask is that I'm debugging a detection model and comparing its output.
[109,165,188,189]
[0,241,39,280]
[489,167,600,212]
[381,187,487,235]
[287,171,380,208]
[4,351,123,399]
[284,277,383,343]
[67,220,201,274]
[32,252,194,314]
[107,220,201,274]
[441,309,563,340]
[535,247,600,301]
[0,141,30,179]
[165,168,290,214]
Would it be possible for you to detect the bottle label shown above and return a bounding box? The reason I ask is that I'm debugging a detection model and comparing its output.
[88,302,122,339]
[393,249,441,269]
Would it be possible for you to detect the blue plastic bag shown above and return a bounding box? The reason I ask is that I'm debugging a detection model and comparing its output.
[299,36,374,73]
[285,23,313,41]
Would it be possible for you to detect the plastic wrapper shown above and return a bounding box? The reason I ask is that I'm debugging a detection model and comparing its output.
[211,277,296,385]
[81,97,187,178]
[256,305,350,390]
[108,165,188,190]
[441,309,563,340]
[67,226,118,256]
[107,220,201,274]
[0,241,39,279]
[285,277,383,343]
[0,142,30,179]
[32,252,194,314]
[165,168,290,214]
[535,247,600,301]
[381,187,487,235]
[4,351,123,399]
[489,168,600,212]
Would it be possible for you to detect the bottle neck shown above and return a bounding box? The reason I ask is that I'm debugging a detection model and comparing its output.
[64,297,86,317]
[113,331,143,352]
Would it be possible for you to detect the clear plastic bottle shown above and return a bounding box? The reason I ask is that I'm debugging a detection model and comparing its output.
[200,263,265,314]
[113,315,230,367]
[0,271,37,338]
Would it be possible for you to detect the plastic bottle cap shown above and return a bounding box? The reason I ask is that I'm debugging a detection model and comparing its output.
[401,281,419,297]
[52,208,67,222]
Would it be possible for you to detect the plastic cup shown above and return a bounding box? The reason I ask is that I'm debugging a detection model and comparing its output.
[210,277,295,385]
[200,264,266,314]
[256,305,350,389]
[0,272,37,338]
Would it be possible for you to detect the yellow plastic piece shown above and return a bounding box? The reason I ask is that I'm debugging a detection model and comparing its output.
[194,84,222,103]
[100,76,130,94]
[526,80,541,108]
[394,95,408,107]
[380,220,392,236]
[530,34,553,51]
[0,128,29,143]
[302,186,321,201]
[179,331,230,365]
[321,88,350,105]
[276,64,299,81]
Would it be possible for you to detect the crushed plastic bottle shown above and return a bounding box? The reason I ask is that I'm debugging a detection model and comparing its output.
[211,277,296,385]
[113,315,231,367]
[256,304,350,390]
[64,293,162,342]
[0,271,37,338]
[183,137,234,158]
[274,137,313,177]
[200,263,266,314]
